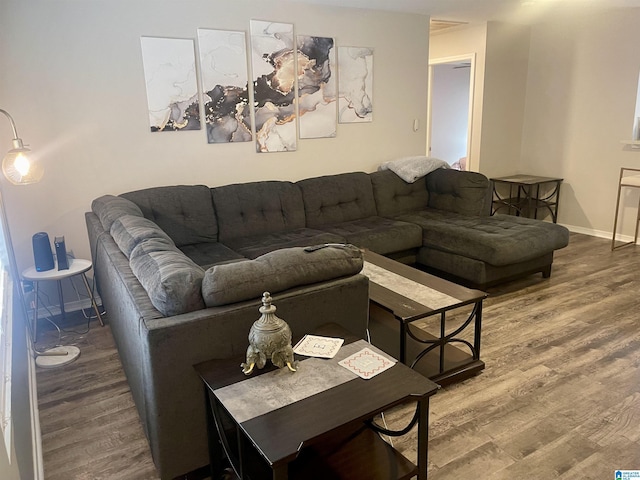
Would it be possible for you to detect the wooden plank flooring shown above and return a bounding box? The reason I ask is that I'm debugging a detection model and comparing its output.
[36,233,640,479]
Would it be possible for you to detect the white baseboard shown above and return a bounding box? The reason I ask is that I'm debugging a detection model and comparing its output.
[26,295,103,323]
[563,223,636,244]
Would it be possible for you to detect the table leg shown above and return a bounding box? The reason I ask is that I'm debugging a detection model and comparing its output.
[32,281,40,342]
[205,390,224,479]
[272,464,288,480]
[81,273,104,326]
[439,312,446,374]
[400,322,407,364]
[474,300,483,360]
[57,280,65,316]
[417,397,429,480]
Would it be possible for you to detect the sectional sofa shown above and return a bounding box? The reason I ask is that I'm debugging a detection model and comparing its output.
[85,166,569,479]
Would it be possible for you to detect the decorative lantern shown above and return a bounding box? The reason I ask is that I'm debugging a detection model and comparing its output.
[241,292,297,375]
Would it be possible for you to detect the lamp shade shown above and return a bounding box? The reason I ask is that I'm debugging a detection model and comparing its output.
[0,109,44,185]
[2,142,43,185]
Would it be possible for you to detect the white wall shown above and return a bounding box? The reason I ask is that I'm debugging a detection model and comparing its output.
[480,21,530,178]
[0,0,430,275]
[521,8,640,233]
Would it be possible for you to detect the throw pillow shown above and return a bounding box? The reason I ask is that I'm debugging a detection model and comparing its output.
[202,244,363,307]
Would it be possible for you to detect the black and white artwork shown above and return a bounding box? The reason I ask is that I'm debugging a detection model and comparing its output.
[197,28,252,143]
[338,46,373,123]
[250,20,297,152]
[297,35,337,139]
[140,37,200,132]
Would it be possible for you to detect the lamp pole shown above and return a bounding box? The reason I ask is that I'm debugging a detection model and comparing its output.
[0,109,67,358]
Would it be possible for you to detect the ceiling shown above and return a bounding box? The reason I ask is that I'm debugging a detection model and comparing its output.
[286,0,640,25]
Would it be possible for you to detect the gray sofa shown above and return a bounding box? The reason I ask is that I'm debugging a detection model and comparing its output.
[85,167,568,479]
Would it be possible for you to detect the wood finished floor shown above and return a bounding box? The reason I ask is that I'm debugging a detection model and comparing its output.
[36,233,640,479]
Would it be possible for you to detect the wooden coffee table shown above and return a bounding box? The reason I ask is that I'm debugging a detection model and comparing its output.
[363,250,488,386]
[194,323,439,480]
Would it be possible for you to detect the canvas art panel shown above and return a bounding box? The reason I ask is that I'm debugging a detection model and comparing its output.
[197,28,252,143]
[297,35,337,139]
[250,20,297,152]
[338,46,374,123]
[140,37,200,132]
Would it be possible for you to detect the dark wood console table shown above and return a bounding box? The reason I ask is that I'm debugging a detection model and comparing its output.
[195,323,439,480]
[490,174,563,223]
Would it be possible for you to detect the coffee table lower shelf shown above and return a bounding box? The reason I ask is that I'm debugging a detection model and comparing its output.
[369,304,485,386]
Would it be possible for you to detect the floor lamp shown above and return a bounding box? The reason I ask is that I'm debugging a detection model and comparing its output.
[0,108,80,367]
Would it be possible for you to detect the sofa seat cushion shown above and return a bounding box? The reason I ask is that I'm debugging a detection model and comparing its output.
[121,185,219,247]
[179,242,246,269]
[202,244,363,307]
[223,228,345,259]
[110,215,175,259]
[397,210,569,266]
[130,238,206,316]
[320,216,422,255]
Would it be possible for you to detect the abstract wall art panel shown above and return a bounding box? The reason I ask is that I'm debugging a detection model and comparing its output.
[140,37,200,132]
[338,46,374,123]
[297,35,337,139]
[250,20,297,152]
[197,28,252,143]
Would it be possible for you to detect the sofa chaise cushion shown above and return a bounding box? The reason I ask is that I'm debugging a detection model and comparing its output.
[398,209,569,266]
[202,244,363,306]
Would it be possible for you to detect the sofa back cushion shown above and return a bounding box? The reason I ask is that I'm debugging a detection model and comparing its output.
[129,238,205,316]
[91,195,144,231]
[369,170,429,217]
[121,185,218,247]
[110,215,175,259]
[297,172,377,227]
[426,169,490,216]
[202,244,363,307]
[212,181,306,242]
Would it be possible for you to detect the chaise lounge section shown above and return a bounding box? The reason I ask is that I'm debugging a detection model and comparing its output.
[370,168,569,287]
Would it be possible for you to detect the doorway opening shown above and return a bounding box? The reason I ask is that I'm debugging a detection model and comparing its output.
[427,54,475,171]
